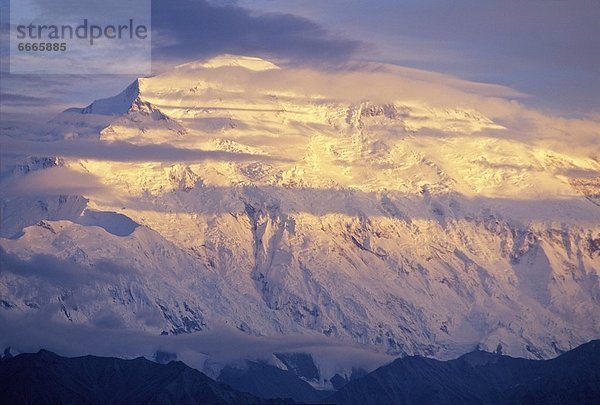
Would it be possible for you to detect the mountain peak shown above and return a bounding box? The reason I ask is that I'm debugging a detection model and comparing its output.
[176,54,280,71]
[78,79,141,116]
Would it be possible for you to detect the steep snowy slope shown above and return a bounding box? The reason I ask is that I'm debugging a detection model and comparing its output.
[1,55,599,378]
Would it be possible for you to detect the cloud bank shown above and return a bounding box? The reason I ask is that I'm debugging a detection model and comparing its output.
[0,137,284,163]
[151,0,363,68]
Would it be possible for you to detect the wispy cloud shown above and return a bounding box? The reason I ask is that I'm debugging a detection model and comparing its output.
[0,93,54,107]
[0,303,393,376]
[0,137,286,163]
[0,246,129,287]
[1,166,106,197]
[237,0,600,115]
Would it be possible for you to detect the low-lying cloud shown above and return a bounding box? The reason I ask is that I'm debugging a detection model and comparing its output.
[0,137,283,163]
[0,310,394,378]
[1,166,107,197]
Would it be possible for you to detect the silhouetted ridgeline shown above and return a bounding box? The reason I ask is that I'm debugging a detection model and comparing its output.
[326,339,600,405]
[0,350,289,404]
[1,340,599,404]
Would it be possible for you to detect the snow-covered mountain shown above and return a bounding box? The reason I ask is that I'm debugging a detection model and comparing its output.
[1,55,599,381]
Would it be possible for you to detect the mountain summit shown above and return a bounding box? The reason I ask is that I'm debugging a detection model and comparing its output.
[180,54,281,71]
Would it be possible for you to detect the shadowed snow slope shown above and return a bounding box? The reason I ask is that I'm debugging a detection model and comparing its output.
[75,209,140,237]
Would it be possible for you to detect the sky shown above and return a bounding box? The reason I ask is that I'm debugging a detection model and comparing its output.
[0,0,599,127]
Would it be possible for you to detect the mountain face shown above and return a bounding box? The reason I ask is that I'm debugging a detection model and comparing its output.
[325,339,600,405]
[1,54,599,378]
[0,350,279,404]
